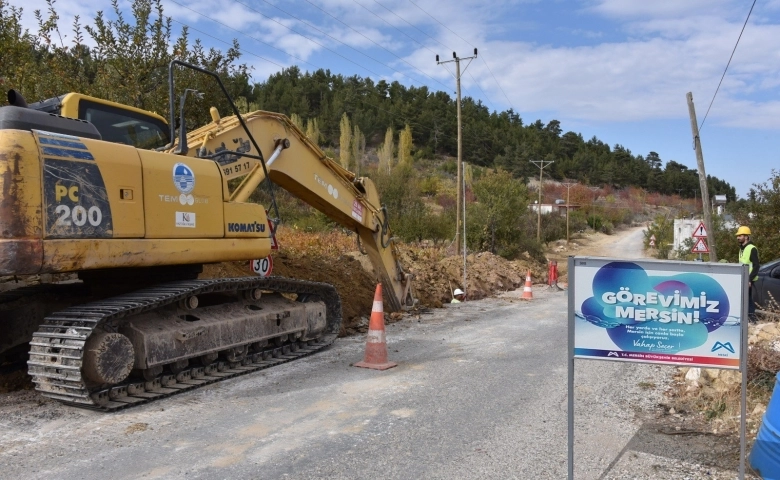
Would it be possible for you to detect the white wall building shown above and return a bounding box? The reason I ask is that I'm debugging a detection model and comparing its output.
[673,218,703,252]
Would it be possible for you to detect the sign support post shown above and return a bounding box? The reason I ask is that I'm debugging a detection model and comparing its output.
[567,256,575,479]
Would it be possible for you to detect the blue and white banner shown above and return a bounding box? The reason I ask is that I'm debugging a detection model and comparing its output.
[571,258,745,369]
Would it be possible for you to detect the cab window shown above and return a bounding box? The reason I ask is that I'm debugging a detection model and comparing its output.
[78,100,169,149]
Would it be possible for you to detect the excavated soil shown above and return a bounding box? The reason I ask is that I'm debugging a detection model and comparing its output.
[2,233,621,391]
[199,246,548,335]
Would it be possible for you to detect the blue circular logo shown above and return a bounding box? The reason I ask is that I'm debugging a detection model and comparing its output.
[173,163,195,194]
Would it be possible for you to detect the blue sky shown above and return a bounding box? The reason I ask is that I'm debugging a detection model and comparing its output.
[15,0,780,198]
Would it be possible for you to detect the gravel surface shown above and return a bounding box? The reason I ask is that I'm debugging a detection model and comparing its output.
[0,227,759,478]
[0,286,756,479]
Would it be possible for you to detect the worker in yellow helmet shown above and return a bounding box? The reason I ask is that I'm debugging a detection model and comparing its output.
[736,226,760,322]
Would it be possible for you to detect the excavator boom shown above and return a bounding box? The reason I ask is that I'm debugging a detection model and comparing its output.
[182,110,414,311]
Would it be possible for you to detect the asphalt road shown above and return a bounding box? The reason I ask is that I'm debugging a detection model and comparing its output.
[0,227,750,479]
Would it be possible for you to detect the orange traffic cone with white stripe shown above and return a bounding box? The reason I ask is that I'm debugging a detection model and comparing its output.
[521,270,534,300]
[354,284,397,371]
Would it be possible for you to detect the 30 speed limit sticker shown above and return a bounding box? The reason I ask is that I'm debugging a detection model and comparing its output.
[251,256,273,277]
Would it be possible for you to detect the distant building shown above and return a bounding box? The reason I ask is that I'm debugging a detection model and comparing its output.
[713,195,727,215]
[673,218,702,252]
[529,203,556,215]
[529,203,582,216]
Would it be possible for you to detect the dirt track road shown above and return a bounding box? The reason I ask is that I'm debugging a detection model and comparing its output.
[0,227,751,479]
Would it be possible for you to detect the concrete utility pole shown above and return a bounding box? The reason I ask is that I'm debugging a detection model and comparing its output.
[530,160,554,242]
[562,182,577,244]
[686,92,718,262]
[437,49,477,251]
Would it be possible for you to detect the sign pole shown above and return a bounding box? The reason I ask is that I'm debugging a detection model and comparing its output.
[740,264,748,479]
[567,256,575,480]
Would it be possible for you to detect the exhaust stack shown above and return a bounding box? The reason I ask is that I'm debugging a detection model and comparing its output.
[7,90,27,108]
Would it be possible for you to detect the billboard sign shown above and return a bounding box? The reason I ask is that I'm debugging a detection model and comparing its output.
[571,257,746,369]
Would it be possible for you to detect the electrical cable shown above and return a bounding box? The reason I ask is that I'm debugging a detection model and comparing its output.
[167,4,510,156]
[244,0,443,89]
[372,0,449,52]
[407,0,514,111]
[174,0,387,79]
[299,0,453,93]
[699,0,757,131]
[351,0,478,100]
[368,0,494,109]
[169,18,289,69]
[169,0,314,68]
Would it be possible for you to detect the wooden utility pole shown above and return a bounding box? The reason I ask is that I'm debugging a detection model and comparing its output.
[530,160,554,242]
[686,92,718,262]
[437,49,477,251]
[562,182,577,243]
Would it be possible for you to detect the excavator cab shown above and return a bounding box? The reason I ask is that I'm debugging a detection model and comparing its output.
[25,93,170,150]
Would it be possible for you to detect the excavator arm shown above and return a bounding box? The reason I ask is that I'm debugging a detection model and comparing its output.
[181,110,414,311]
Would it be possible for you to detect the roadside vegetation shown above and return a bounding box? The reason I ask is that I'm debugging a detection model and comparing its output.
[1,0,739,259]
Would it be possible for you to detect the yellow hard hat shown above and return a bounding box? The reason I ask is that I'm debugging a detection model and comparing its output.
[736,226,751,236]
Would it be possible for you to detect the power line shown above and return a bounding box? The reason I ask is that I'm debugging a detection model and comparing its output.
[699,0,757,131]
[166,5,501,150]
[169,18,289,70]
[408,0,473,48]
[367,0,494,110]
[209,0,388,79]
[353,0,434,56]
[372,0,449,52]
[249,0,443,90]
[168,18,448,141]
[480,57,514,111]
[300,0,448,92]
[407,0,514,111]
[466,71,494,110]
[351,0,477,100]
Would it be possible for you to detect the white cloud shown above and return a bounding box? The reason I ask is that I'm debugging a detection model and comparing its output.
[589,0,732,19]
[428,2,780,130]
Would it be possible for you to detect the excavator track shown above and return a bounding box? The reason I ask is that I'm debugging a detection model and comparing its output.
[27,276,341,411]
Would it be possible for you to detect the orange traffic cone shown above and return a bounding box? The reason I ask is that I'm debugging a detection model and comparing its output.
[521,270,534,300]
[354,284,397,370]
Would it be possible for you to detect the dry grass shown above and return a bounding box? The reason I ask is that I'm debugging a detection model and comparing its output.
[666,345,780,435]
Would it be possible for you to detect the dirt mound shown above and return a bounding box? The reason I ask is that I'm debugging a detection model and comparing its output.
[201,253,378,336]
[200,246,548,335]
[399,247,546,307]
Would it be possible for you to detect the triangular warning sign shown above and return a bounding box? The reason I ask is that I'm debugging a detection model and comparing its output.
[268,220,278,250]
[266,211,279,250]
[691,238,709,253]
[692,221,708,238]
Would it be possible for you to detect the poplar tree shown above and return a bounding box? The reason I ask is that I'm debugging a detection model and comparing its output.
[305,118,320,147]
[338,113,352,170]
[351,123,365,175]
[398,124,413,168]
[290,113,303,131]
[378,127,394,173]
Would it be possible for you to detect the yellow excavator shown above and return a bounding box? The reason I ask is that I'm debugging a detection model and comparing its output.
[0,61,413,410]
